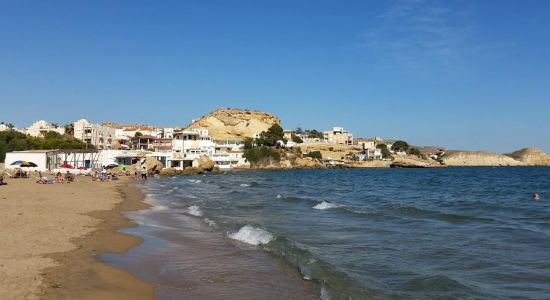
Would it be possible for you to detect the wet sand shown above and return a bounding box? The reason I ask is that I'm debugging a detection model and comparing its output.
[0,175,155,300]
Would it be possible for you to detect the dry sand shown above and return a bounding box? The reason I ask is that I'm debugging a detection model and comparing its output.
[0,175,155,300]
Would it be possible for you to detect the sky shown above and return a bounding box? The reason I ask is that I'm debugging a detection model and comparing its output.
[1,0,549,152]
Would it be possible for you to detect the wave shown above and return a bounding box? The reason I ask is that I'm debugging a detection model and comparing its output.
[187,205,203,217]
[165,186,179,194]
[203,218,217,227]
[240,183,251,187]
[228,225,274,246]
[187,179,202,183]
[264,235,366,299]
[387,204,492,223]
[313,201,342,210]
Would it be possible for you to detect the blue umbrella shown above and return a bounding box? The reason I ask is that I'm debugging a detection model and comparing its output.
[10,160,38,167]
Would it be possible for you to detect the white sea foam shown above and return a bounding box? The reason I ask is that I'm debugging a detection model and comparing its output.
[276,194,283,199]
[151,205,170,211]
[320,284,331,300]
[240,183,251,187]
[187,205,203,217]
[313,201,341,210]
[204,218,217,227]
[228,225,274,246]
[165,186,179,194]
[187,179,202,183]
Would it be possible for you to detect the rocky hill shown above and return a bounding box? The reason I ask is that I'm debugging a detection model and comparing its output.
[185,108,280,140]
[440,151,525,166]
[505,147,550,165]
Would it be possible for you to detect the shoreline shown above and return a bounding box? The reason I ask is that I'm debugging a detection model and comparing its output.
[0,176,155,300]
[40,180,155,300]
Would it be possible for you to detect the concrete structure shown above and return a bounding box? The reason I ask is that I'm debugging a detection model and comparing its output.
[5,149,100,171]
[153,138,173,152]
[212,151,249,169]
[323,127,353,145]
[119,127,162,139]
[73,119,116,150]
[130,135,155,150]
[283,130,292,140]
[172,128,215,158]
[0,123,10,131]
[365,148,383,160]
[25,120,65,137]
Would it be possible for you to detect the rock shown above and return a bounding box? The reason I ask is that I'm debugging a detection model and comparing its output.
[185,108,280,140]
[293,157,325,168]
[441,151,524,166]
[197,157,215,171]
[505,147,550,166]
[159,168,177,176]
[181,167,204,175]
[142,157,163,173]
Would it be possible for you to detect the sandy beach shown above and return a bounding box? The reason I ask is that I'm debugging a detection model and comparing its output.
[0,175,155,300]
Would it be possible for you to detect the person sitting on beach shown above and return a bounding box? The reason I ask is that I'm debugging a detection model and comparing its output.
[64,171,75,183]
[36,171,49,184]
[55,172,64,183]
[0,170,6,185]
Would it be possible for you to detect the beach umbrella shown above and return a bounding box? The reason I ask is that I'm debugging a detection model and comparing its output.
[10,161,38,167]
[78,166,87,170]
[59,164,74,169]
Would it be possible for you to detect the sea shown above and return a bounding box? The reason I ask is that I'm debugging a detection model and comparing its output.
[103,167,550,299]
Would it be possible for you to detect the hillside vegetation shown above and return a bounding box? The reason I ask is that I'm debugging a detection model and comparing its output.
[0,130,90,162]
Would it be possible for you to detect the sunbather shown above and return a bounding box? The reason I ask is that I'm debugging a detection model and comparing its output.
[64,171,75,183]
[55,172,64,183]
[0,170,6,185]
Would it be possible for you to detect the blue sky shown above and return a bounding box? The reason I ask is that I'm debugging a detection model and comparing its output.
[1,0,549,152]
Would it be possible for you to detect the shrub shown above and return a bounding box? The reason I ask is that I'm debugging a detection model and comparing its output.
[376,143,392,159]
[243,147,280,165]
[306,151,322,159]
[291,133,303,143]
[391,140,409,152]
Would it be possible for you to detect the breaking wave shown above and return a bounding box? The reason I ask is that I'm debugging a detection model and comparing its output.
[187,205,203,217]
[228,225,274,246]
[203,218,217,227]
[313,201,342,210]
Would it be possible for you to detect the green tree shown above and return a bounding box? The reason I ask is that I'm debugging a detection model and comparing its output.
[291,133,303,144]
[306,151,322,159]
[256,124,284,147]
[307,129,324,139]
[64,123,74,136]
[376,143,392,159]
[391,140,409,152]
[0,130,90,162]
[134,132,143,137]
[243,137,254,149]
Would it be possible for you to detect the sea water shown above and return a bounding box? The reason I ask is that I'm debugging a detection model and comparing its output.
[103,167,550,299]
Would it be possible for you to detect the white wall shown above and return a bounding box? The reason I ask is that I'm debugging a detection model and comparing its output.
[4,152,48,171]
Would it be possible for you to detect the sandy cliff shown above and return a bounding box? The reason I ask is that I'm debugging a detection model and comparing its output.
[505,147,550,166]
[441,151,525,166]
[185,108,280,140]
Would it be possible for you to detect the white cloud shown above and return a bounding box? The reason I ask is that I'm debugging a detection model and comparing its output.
[360,0,474,67]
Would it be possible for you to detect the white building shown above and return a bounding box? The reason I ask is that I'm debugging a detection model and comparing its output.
[0,123,10,131]
[323,127,353,145]
[73,119,116,150]
[119,127,162,139]
[25,120,65,137]
[211,151,249,169]
[172,128,215,157]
